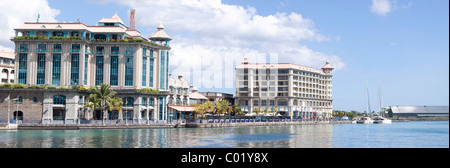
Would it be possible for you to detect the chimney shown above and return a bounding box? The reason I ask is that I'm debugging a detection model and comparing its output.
[130,9,136,30]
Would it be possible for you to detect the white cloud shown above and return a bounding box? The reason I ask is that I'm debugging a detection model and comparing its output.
[370,0,392,16]
[0,0,60,50]
[94,0,346,89]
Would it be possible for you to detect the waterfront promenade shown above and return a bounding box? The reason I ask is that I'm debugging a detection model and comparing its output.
[0,118,351,130]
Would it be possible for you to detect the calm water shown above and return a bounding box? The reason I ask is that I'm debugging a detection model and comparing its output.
[0,121,448,148]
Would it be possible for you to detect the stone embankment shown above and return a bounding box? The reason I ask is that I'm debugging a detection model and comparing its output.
[185,120,351,128]
[2,120,352,130]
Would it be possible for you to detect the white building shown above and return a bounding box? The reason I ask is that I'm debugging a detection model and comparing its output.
[235,58,334,119]
[0,50,15,84]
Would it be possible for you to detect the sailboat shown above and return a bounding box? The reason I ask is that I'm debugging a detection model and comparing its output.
[372,82,392,124]
[356,81,373,124]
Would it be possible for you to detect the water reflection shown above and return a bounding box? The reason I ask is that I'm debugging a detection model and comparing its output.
[0,124,333,148]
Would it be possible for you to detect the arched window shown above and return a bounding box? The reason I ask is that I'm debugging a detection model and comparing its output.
[122,97,134,107]
[53,95,66,105]
[142,97,147,106]
[13,111,23,120]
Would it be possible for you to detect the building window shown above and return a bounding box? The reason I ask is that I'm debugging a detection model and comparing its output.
[53,44,62,52]
[142,97,147,106]
[53,95,66,105]
[37,54,46,85]
[70,54,80,85]
[142,56,147,86]
[18,44,28,52]
[110,46,119,55]
[95,46,105,55]
[71,44,80,52]
[18,54,27,84]
[122,97,134,107]
[166,51,169,89]
[159,51,165,90]
[37,44,46,52]
[142,48,147,56]
[95,56,104,85]
[53,31,63,37]
[125,46,134,55]
[33,97,38,103]
[84,55,88,85]
[110,56,119,86]
[52,54,61,85]
[150,59,154,87]
[158,96,165,120]
[125,56,133,86]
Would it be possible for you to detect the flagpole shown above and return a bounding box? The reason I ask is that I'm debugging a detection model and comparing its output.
[7,94,10,124]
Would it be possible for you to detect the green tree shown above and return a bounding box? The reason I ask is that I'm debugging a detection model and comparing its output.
[86,84,119,122]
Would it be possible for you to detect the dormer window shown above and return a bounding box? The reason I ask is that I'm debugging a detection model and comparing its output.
[104,23,115,26]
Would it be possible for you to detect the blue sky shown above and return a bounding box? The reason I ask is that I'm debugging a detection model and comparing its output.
[0,0,448,112]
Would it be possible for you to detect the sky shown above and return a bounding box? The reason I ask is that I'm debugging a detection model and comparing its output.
[0,0,448,112]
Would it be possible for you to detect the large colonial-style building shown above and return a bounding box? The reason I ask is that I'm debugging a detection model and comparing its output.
[1,13,172,123]
[235,58,334,119]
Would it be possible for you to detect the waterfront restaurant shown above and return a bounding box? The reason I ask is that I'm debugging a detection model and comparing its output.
[0,13,172,124]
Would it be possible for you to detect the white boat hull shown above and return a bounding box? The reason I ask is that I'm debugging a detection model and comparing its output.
[373,119,392,124]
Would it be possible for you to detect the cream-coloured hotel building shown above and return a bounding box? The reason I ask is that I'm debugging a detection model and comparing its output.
[235,58,334,119]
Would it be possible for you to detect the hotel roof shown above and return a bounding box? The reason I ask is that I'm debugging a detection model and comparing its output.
[236,63,327,75]
[98,13,126,26]
[150,23,172,40]
[15,22,88,30]
[0,50,14,59]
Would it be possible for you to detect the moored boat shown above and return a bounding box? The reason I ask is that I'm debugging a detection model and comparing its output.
[372,116,392,124]
[356,117,373,124]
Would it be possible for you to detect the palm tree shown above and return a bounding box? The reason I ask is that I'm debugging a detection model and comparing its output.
[203,101,214,120]
[87,83,119,123]
[193,105,204,119]
[84,93,101,120]
[232,104,243,118]
[106,97,123,120]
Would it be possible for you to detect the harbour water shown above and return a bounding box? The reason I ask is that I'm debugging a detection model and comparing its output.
[0,121,448,148]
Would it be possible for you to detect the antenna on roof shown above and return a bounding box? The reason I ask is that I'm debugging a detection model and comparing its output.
[37,13,40,23]
[77,16,81,23]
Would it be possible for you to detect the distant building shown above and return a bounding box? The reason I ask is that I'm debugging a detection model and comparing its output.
[168,74,190,105]
[386,106,449,118]
[199,92,234,105]
[0,50,15,84]
[189,87,208,105]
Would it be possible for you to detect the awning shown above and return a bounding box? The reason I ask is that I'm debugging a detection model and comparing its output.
[168,105,196,112]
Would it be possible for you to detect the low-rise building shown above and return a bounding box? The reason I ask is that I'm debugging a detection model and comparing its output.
[0,50,15,84]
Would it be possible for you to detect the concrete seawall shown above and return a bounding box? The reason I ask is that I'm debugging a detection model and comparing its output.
[4,120,352,130]
[17,123,174,130]
[185,120,352,128]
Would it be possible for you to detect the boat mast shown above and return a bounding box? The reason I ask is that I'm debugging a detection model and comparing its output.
[366,81,371,116]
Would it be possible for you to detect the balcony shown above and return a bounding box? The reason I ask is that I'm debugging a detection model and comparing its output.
[124,51,134,55]
[95,51,105,55]
[70,49,80,53]
[110,51,120,55]
[17,48,28,52]
[36,48,46,52]
[51,49,62,52]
